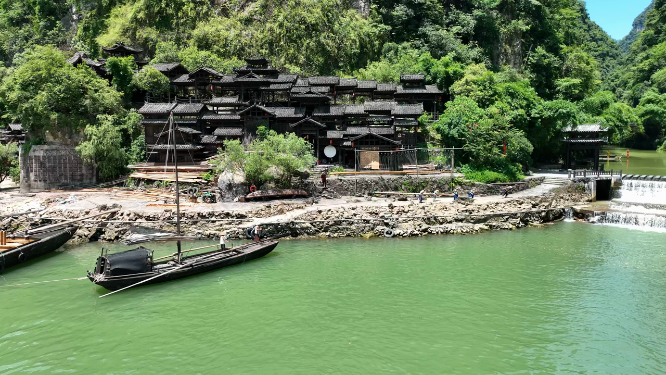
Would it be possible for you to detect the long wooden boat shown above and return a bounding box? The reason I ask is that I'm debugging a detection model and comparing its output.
[87,239,279,291]
[0,227,77,273]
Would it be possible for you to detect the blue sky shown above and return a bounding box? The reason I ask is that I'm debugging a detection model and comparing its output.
[584,0,653,40]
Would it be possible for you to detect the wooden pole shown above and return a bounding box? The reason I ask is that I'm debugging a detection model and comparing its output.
[27,208,120,235]
[170,113,183,262]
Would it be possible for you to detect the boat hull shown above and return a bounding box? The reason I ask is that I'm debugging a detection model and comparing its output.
[89,239,279,291]
[0,227,78,272]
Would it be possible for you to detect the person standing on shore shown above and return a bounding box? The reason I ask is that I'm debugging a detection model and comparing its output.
[433,189,440,202]
[453,190,459,201]
[321,172,327,188]
[254,225,261,242]
[502,188,509,198]
[419,189,425,203]
[468,190,475,199]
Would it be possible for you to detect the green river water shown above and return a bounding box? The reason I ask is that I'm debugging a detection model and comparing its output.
[1,222,666,374]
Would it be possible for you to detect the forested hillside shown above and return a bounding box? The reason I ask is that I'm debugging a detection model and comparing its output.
[1,0,666,180]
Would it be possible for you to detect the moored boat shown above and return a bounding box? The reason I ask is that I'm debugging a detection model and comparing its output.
[0,227,78,273]
[87,239,279,291]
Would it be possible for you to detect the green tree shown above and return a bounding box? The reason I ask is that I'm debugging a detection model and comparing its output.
[106,56,137,97]
[135,66,170,98]
[0,45,123,139]
[0,141,19,183]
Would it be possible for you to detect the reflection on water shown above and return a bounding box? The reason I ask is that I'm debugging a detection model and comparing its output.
[604,147,666,176]
[1,224,666,374]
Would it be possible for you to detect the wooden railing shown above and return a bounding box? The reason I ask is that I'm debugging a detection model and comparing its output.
[568,169,622,179]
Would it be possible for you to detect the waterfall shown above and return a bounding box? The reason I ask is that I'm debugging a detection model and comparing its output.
[590,178,666,231]
[563,208,574,222]
[592,212,666,232]
[615,180,666,205]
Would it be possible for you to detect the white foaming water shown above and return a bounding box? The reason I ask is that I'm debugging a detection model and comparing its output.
[615,180,666,205]
[591,212,666,232]
[563,208,575,222]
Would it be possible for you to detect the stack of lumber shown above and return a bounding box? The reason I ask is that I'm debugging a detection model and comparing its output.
[128,163,212,183]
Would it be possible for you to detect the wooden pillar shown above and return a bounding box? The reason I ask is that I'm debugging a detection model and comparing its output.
[594,146,600,171]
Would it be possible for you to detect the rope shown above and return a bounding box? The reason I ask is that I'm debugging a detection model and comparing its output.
[0,277,87,288]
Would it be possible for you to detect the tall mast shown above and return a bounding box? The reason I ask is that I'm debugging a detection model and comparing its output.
[170,112,182,261]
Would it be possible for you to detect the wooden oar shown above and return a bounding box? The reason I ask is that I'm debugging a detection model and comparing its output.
[27,208,120,235]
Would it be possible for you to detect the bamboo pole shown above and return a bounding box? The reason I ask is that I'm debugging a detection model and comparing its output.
[153,243,221,261]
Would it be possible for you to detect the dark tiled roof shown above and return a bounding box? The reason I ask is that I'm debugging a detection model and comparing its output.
[138,103,177,115]
[201,113,242,121]
[265,83,292,91]
[66,52,88,64]
[173,103,205,114]
[204,96,246,105]
[235,72,269,82]
[102,43,143,54]
[295,78,309,86]
[344,105,366,116]
[337,78,358,88]
[8,123,23,131]
[308,76,340,85]
[395,85,443,94]
[213,127,244,136]
[237,104,275,116]
[313,106,345,117]
[273,107,305,119]
[175,119,198,125]
[151,144,203,151]
[375,83,397,92]
[345,126,395,135]
[349,133,401,144]
[400,73,425,82]
[215,75,236,84]
[171,74,193,84]
[200,135,222,144]
[326,131,345,139]
[290,117,326,128]
[392,103,424,116]
[563,123,607,132]
[273,74,298,83]
[291,86,329,94]
[357,80,377,90]
[188,66,223,78]
[364,101,395,111]
[150,63,187,73]
[141,119,168,125]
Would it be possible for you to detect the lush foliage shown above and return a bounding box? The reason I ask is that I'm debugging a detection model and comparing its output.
[212,128,316,187]
[0,45,123,138]
[76,111,144,180]
[134,66,170,97]
[0,141,18,183]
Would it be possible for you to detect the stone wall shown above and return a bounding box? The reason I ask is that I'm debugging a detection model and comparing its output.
[20,144,96,192]
[325,175,543,197]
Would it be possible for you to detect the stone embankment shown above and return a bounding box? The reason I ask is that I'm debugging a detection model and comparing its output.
[0,181,589,243]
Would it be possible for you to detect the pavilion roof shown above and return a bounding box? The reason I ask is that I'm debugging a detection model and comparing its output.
[102,43,143,54]
[308,76,340,86]
[345,126,395,135]
[364,101,396,111]
[392,103,424,117]
[150,63,188,74]
[563,123,608,133]
[375,83,397,93]
[395,85,443,94]
[188,66,223,79]
[357,80,377,90]
[400,73,425,83]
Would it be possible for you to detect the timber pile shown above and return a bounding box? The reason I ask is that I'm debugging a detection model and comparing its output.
[128,163,212,182]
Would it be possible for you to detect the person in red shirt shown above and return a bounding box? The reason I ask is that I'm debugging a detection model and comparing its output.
[321,172,327,188]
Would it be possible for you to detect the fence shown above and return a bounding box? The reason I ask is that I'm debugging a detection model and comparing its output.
[354,148,455,172]
[568,169,622,179]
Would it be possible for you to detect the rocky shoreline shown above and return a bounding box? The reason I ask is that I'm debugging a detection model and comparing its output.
[0,181,590,244]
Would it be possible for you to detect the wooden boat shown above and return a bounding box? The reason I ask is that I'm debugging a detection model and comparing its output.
[0,227,77,273]
[87,114,279,295]
[87,239,279,291]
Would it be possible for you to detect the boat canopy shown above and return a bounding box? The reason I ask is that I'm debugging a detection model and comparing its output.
[106,247,153,276]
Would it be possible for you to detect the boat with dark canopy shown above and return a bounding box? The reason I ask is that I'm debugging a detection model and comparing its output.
[87,114,279,294]
[0,227,77,274]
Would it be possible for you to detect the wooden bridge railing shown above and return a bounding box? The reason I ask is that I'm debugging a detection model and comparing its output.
[568,169,622,179]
